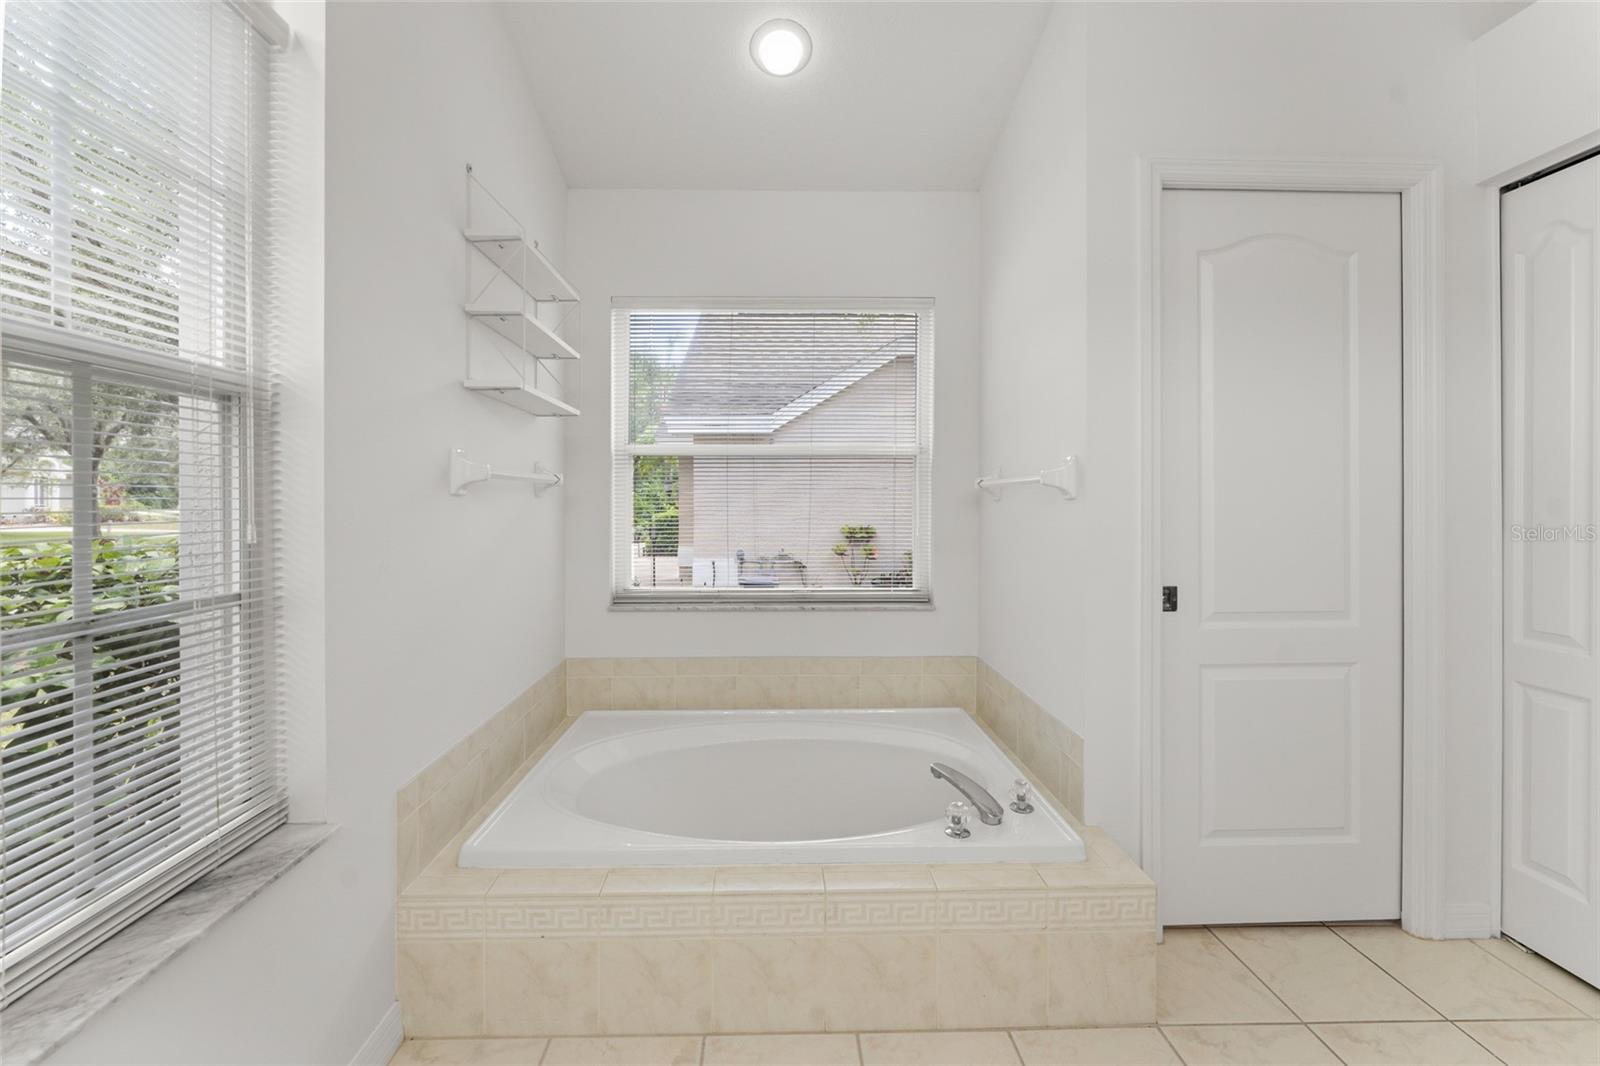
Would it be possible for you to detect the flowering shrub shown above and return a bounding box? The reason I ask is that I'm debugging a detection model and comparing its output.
[832,524,880,586]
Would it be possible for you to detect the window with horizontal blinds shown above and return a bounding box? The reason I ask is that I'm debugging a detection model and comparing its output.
[0,0,281,1006]
[613,304,934,604]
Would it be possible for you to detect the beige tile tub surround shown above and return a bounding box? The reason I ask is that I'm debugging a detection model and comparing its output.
[565,656,980,715]
[977,661,1085,820]
[397,662,567,891]
[397,656,1060,889]
[395,654,1124,1042]
[397,828,1155,1039]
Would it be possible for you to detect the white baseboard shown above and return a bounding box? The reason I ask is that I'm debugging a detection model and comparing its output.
[351,1001,403,1066]
[1443,901,1498,941]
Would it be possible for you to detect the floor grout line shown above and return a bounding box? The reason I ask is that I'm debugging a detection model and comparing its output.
[1447,1019,1510,1066]
[390,1017,1600,1066]
[1325,922,1446,1020]
[1150,1015,1591,1026]
[1469,936,1599,1017]
[1201,925,1311,1025]
[1301,1023,1352,1065]
[1294,922,1377,1064]
[1152,1022,1189,1064]
[1193,922,1495,1065]
[1326,921,1583,1024]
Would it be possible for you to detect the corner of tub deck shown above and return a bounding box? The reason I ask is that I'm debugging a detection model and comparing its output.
[400,714,582,897]
[1034,826,1154,889]
[402,869,499,900]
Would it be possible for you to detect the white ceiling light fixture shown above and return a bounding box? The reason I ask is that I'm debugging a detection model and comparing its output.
[750,18,812,77]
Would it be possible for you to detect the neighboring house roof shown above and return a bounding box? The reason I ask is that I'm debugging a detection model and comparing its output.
[655,313,916,438]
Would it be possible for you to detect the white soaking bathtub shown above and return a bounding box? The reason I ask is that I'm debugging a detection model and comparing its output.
[460,707,1086,867]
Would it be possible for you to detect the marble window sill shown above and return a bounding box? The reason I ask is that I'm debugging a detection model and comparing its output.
[608,598,935,612]
[0,822,337,1066]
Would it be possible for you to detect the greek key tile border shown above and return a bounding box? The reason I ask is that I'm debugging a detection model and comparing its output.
[1050,889,1156,929]
[397,886,1153,942]
[397,900,486,939]
[940,891,1055,932]
[715,895,827,935]
[488,896,715,937]
[824,892,944,933]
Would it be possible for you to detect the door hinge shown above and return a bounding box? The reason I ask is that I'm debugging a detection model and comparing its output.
[1162,585,1178,612]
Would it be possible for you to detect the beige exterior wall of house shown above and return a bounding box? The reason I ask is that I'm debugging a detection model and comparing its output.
[681,358,919,589]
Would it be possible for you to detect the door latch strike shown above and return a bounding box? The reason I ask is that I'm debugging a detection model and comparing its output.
[1162,586,1178,612]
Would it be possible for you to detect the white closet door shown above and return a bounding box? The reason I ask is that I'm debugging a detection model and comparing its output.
[1502,154,1600,986]
[1160,189,1403,925]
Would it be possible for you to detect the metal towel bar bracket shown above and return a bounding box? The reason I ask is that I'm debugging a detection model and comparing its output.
[975,456,1078,501]
[449,447,562,496]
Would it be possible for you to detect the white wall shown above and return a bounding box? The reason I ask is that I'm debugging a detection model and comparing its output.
[44,4,569,1061]
[1474,0,1600,184]
[275,0,330,825]
[978,4,1089,737]
[980,1,1504,933]
[564,190,981,657]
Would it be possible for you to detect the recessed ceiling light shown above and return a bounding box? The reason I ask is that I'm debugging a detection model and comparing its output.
[750,18,811,77]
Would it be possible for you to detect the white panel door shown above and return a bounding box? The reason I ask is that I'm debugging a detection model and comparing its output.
[1502,154,1600,986]
[1160,189,1403,925]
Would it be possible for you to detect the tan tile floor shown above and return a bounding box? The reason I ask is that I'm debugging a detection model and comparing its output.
[391,924,1600,1065]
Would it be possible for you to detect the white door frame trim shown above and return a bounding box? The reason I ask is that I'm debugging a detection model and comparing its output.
[1137,156,1448,938]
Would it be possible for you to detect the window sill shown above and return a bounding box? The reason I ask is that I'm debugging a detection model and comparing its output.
[0,823,337,1066]
[610,596,935,612]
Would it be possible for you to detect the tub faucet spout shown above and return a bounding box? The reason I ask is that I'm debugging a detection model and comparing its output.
[930,763,1003,826]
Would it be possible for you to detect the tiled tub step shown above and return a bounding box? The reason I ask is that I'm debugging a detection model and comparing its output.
[397,843,1156,1037]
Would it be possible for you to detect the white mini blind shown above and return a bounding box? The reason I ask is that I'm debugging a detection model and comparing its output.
[0,1,282,1005]
[613,304,934,603]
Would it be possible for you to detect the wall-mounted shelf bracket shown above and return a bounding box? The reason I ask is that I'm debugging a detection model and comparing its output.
[461,379,579,417]
[461,163,581,417]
